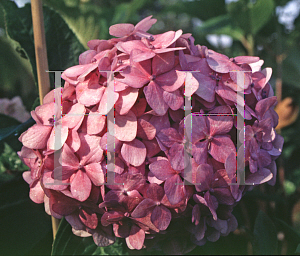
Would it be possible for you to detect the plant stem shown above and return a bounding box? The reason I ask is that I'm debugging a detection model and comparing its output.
[31,0,60,239]
[31,0,50,105]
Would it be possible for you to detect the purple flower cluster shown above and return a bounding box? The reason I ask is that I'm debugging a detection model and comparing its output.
[18,16,283,252]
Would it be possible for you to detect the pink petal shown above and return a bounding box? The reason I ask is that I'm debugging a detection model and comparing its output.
[144,81,169,115]
[151,205,171,230]
[121,139,146,166]
[47,125,69,150]
[134,15,157,32]
[115,87,139,115]
[152,52,175,76]
[209,136,236,163]
[71,169,92,202]
[114,110,137,142]
[146,183,165,202]
[194,73,216,102]
[29,180,45,204]
[109,23,135,37]
[76,80,105,107]
[207,50,240,73]
[87,111,106,135]
[84,163,105,186]
[19,124,52,149]
[98,90,119,115]
[157,128,182,147]
[62,103,86,129]
[168,142,188,171]
[126,225,145,250]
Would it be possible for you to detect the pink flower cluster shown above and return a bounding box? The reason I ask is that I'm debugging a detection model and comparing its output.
[18,16,283,252]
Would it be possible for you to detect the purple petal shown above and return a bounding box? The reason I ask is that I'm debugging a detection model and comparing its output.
[151,205,171,230]
[131,198,156,218]
[149,159,175,181]
[164,174,186,205]
[209,135,236,163]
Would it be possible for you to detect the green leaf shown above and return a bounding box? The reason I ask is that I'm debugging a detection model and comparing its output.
[283,47,300,89]
[195,14,244,41]
[52,218,128,255]
[1,0,85,86]
[0,175,52,255]
[252,211,278,255]
[296,243,300,254]
[227,0,275,35]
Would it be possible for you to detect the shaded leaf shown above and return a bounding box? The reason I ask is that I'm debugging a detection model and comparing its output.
[253,211,278,255]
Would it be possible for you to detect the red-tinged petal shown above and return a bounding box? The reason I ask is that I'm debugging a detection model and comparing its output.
[19,124,52,149]
[231,56,260,65]
[84,163,105,186]
[131,98,147,118]
[109,23,135,37]
[117,65,149,88]
[131,49,156,63]
[149,159,175,181]
[47,125,68,150]
[144,82,169,116]
[151,205,171,230]
[121,139,146,166]
[114,110,137,142]
[66,129,81,152]
[135,15,157,32]
[131,198,156,218]
[115,87,139,115]
[152,52,175,76]
[101,211,124,226]
[207,106,234,136]
[61,143,80,168]
[71,169,92,202]
[156,70,185,92]
[42,169,70,191]
[116,40,148,54]
[50,192,79,216]
[79,208,98,229]
[147,183,165,202]
[29,180,44,204]
[87,112,106,135]
[207,50,240,73]
[193,140,209,165]
[164,174,186,205]
[143,139,161,158]
[152,30,182,49]
[77,134,103,165]
[209,136,236,163]
[163,89,184,111]
[194,164,213,192]
[127,225,145,250]
[137,118,156,140]
[63,64,87,78]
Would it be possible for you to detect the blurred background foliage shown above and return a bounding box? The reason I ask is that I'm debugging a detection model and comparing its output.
[1,0,300,254]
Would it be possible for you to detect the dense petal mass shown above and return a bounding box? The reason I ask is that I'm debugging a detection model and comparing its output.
[18,15,282,252]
